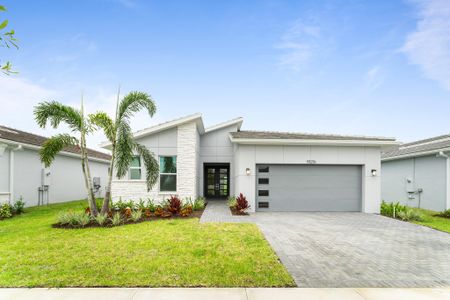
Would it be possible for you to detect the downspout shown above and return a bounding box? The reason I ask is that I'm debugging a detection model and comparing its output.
[9,145,22,203]
[437,151,450,210]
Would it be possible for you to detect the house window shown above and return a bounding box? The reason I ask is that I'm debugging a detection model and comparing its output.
[258,166,269,173]
[258,190,269,196]
[129,156,142,180]
[160,156,177,192]
[258,178,269,184]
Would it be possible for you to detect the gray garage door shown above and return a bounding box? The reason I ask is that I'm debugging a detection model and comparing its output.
[256,164,362,212]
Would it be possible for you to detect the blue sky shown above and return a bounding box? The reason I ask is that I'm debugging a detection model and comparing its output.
[1,0,449,151]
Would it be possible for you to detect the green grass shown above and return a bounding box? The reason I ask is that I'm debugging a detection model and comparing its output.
[0,200,294,287]
[412,208,450,234]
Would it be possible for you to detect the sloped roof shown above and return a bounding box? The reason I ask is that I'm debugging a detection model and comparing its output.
[0,125,111,161]
[382,134,450,160]
[230,130,396,141]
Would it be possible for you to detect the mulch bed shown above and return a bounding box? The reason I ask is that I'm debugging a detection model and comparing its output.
[230,207,249,216]
[52,209,206,229]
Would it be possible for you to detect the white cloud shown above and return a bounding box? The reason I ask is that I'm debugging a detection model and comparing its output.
[276,20,322,71]
[364,65,384,91]
[402,0,450,91]
[0,76,163,152]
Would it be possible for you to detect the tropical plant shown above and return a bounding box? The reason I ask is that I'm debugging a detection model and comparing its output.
[110,212,122,226]
[146,198,156,212]
[397,207,423,222]
[167,196,182,214]
[74,212,91,227]
[192,197,206,211]
[89,89,158,214]
[228,196,237,208]
[34,98,99,215]
[12,197,25,214]
[180,205,193,217]
[130,210,142,222]
[0,203,12,218]
[437,209,450,219]
[0,5,18,75]
[235,193,250,212]
[57,211,73,225]
[94,213,108,226]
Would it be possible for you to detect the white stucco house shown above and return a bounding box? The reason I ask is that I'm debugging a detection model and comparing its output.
[382,134,450,212]
[0,125,111,207]
[102,113,397,213]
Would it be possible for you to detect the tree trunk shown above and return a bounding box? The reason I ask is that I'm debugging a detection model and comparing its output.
[80,131,98,216]
[101,148,115,215]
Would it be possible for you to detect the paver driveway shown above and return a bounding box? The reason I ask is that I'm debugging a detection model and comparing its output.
[201,201,450,288]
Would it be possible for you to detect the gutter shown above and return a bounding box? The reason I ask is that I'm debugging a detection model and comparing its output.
[382,147,450,162]
[9,145,23,202]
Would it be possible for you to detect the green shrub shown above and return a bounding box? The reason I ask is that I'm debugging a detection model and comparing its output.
[437,209,450,219]
[73,212,91,227]
[137,198,146,211]
[112,198,135,211]
[0,203,12,219]
[380,201,423,221]
[228,197,237,208]
[193,197,206,211]
[131,210,142,222]
[12,197,25,214]
[146,198,156,212]
[95,213,108,226]
[57,211,73,225]
[110,212,122,226]
[397,207,423,221]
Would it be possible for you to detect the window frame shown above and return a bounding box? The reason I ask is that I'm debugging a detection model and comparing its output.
[159,155,177,192]
[129,156,142,180]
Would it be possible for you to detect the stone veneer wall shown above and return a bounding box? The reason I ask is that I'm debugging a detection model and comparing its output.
[176,121,198,200]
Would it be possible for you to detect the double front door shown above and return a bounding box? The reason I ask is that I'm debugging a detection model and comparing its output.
[204,164,229,199]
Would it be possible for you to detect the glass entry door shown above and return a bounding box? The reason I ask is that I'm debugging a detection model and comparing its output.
[204,164,229,199]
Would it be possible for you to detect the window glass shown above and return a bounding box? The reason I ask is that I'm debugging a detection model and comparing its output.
[129,156,141,180]
[258,178,269,184]
[258,190,269,196]
[159,156,177,191]
[258,166,269,173]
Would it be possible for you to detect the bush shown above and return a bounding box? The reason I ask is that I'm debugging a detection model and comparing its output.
[131,210,142,222]
[0,203,12,219]
[228,197,237,208]
[167,196,182,214]
[146,198,156,212]
[437,209,450,219]
[124,207,132,218]
[57,211,73,225]
[110,212,122,226]
[180,205,193,217]
[397,207,423,221]
[192,197,206,211]
[12,197,25,214]
[380,201,423,221]
[112,198,135,211]
[235,193,250,212]
[73,212,91,227]
[95,213,108,226]
[137,198,146,211]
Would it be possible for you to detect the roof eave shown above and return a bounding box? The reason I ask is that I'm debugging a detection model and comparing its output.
[204,117,244,134]
[229,136,399,147]
[382,147,450,161]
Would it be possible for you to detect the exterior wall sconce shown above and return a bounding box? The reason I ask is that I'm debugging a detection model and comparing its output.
[245,168,251,176]
[371,169,377,177]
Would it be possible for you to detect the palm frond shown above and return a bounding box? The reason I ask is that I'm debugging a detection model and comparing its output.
[34,101,83,132]
[117,91,156,122]
[40,134,79,167]
[134,143,159,191]
[89,112,116,142]
[114,121,134,178]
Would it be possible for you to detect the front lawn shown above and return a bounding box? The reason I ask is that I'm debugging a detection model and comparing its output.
[0,200,294,287]
[412,208,450,233]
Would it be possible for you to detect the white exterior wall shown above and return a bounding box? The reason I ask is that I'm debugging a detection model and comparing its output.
[198,124,238,197]
[381,155,448,211]
[111,122,199,202]
[0,147,109,207]
[234,145,381,213]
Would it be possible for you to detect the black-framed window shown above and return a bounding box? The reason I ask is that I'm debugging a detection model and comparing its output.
[160,156,177,192]
[258,178,269,184]
[258,190,269,196]
[258,166,269,173]
[129,156,142,180]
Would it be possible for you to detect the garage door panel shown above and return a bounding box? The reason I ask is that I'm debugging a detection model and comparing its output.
[256,164,362,212]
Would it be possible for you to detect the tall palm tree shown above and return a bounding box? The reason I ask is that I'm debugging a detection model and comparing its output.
[34,97,99,215]
[90,90,159,214]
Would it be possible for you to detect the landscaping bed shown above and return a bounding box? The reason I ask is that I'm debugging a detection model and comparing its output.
[0,200,295,287]
[228,193,250,215]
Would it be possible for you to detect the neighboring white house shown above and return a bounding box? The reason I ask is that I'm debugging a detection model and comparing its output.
[381,134,450,212]
[0,125,111,207]
[102,113,397,213]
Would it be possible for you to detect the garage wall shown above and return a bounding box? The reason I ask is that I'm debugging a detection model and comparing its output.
[0,148,10,202]
[381,155,448,211]
[234,145,381,213]
[198,124,238,197]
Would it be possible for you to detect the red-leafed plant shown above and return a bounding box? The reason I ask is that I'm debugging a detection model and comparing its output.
[235,193,250,213]
[167,196,182,215]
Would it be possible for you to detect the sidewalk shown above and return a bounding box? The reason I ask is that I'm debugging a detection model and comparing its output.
[2,288,450,300]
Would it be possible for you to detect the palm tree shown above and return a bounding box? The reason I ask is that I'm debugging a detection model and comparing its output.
[90,90,159,214]
[34,97,99,215]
